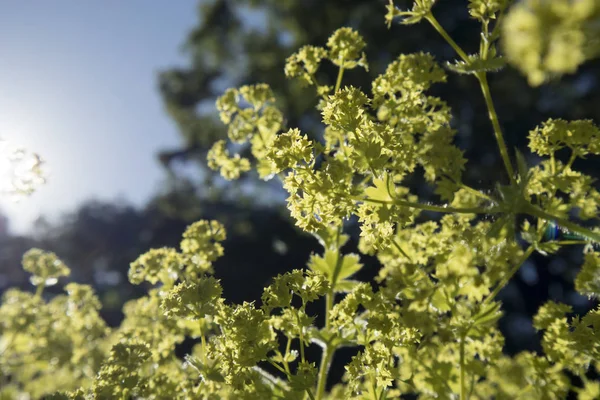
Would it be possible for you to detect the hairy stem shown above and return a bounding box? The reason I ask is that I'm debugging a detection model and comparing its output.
[425,13,469,62]
[357,196,498,215]
[524,203,600,243]
[324,293,333,330]
[283,336,292,375]
[565,151,577,171]
[316,344,334,400]
[458,183,494,202]
[335,66,345,92]
[268,359,288,376]
[477,73,516,184]
[392,239,413,263]
[459,334,466,400]
[297,312,306,363]
[326,227,343,329]
[426,12,516,184]
[200,329,208,366]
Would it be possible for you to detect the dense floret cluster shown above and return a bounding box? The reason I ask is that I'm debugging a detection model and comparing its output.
[2,1,600,399]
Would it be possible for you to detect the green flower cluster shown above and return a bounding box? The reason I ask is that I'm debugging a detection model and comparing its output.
[502,0,600,85]
[2,1,600,399]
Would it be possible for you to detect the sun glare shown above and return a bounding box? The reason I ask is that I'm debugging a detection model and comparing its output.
[0,138,46,201]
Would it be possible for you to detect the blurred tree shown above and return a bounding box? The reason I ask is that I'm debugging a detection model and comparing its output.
[0,196,326,327]
[158,0,600,198]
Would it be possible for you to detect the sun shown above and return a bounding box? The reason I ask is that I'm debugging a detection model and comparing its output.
[0,138,46,201]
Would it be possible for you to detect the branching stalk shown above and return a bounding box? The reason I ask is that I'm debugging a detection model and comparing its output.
[335,66,345,92]
[476,73,516,184]
[425,13,469,62]
[524,203,600,243]
[357,196,498,215]
[35,284,44,299]
[392,239,413,263]
[316,344,334,400]
[425,12,516,184]
[459,334,467,400]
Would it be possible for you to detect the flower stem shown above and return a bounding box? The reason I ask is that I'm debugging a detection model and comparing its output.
[476,73,516,184]
[458,183,494,202]
[200,330,207,366]
[392,239,413,263]
[425,12,516,185]
[425,13,470,62]
[523,203,600,243]
[334,66,345,92]
[324,294,333,330]
[357,196,498,215]
[316,344,334,400]
[298,319,306,363]
[459,334,466,400]
[283,336,292,375]
[35,284,44,299]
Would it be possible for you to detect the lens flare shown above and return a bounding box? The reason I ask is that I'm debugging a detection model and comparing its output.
[0,138,45,200]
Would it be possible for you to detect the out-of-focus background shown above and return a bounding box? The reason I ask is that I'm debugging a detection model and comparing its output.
[1,0,599,365]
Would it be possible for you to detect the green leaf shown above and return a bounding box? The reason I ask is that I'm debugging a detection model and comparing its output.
[364,173,395,202]
[445,54,506,74]
[308,250,363,291]
[473,301,503,328]
[431,288,451,312]
[336,253,363,281]
[334,280,361,293]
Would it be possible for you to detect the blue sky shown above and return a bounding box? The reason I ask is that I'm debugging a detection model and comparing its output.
[0,1,198,233]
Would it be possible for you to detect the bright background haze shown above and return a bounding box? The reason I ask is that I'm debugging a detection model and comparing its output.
[0,1,198,233]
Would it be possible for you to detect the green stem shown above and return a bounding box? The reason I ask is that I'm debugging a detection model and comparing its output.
[325,227,344,330]
[425,13,470,62]
[477,73,516,184]
[391,239,413,263]
[324,294,333,330]
[268,359,288,376]
[565,151,577,171]
[334,66,345,92]
[369,378,379,400]
[35,284,45,299]
[283,336,292,375]
[524,203,600,243]
[552,240,590,246]
[316,344,334,400]
[357,196,498,215]
[297,312,306,363]
[426,11,516,186]
[200,330,207,366]
[459,183,494,202]
[459,334,466,400]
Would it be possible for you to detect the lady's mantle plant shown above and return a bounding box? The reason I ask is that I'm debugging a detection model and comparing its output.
[2,0,600,399]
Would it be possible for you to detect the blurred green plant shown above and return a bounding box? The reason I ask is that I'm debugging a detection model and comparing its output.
[2,1,600,399]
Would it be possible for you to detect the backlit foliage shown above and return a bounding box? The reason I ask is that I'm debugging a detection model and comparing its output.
[2,1,600,399]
